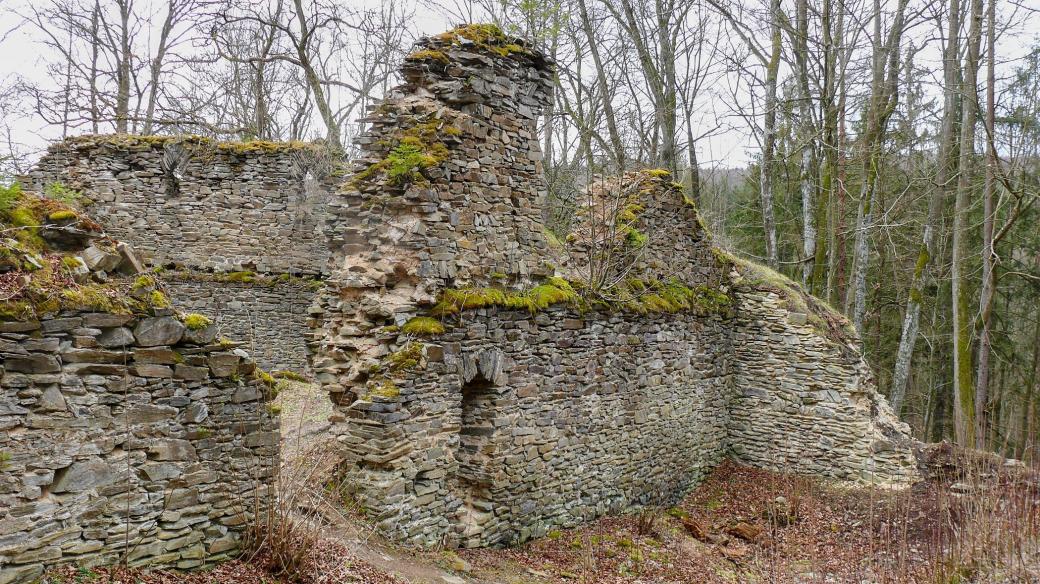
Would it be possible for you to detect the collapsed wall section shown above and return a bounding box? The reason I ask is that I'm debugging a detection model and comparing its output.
[24,136,338,372]
[0,184,279,582]
[728,285,917,483]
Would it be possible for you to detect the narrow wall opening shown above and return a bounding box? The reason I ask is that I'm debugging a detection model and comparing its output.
[457,374,498,543]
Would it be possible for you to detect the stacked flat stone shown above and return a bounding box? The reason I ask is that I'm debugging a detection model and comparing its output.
[164,279,314,373]
[728,290,917,480]
[24,136,337,372]
[557,170,727,289]
[310,26,557,405]
[310,25,919,551]
[0,311,278,583]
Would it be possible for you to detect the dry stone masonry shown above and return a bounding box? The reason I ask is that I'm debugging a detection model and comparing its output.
[0,177,278,581]
[24,136,338,372]
[309,25,918,550]
[0,312,278,583]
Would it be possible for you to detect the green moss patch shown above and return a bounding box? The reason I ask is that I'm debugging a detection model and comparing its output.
[351,111,460,189]
[431,277,581,317]
[642,169,672,178]
[359,342,426,402]
[47,210,77,221]
[164,269,323,290]
[406,49,450,64]
[402,316,446,336]
[180,313,213,330]
[1,256,169,320]
[433,24,532,58]
[720,247,855,343]
[429,276,731,320]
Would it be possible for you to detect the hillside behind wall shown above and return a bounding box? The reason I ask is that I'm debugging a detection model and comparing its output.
[311,25,918,550]
[23,136,338,372]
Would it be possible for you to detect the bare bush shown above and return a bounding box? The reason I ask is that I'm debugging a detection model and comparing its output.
[243,441,347,581]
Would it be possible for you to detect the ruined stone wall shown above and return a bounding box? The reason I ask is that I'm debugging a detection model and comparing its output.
[0,311,277,583]
[314,26,919,550]
[24,136,335,276]
[346,310,732,547]
[24,136,336,372]
[728,290,917,482]
[164,277,316,373]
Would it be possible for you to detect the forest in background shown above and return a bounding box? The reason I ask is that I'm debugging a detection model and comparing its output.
[0,0,1038,460]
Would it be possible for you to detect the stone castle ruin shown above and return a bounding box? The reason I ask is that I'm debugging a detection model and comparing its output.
[3,23,918,580]
[0,188,278,580]
[307,25,918,548]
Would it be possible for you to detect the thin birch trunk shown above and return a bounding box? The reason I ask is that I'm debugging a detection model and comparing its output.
[795,0,817,288]
[761,0,782,269]
[891,13,961,412]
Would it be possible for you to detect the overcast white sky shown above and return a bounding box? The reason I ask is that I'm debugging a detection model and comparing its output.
[1,0,1038,173]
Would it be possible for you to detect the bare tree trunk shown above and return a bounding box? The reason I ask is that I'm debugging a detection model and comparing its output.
[114,0,133,133]
[655,0,678,172]
[61,27,73,137]
[827,64,848,305]
[849,0,908,335]
[974,0,997,449]
[760,0,782,269]
[952,0,983,446]
[1022,293,1040,459]
[142,1,178,135]
[89,2,100,133]
[815,0,839,297]
[291,0,342,149]
[891,10,961,412]
[576,0,625,168]
[794,0,817,287]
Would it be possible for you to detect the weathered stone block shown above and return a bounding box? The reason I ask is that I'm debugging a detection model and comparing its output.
[147,439,197,462]
[51,460,117,494]
[133,317,185,347]
[4,354,60,374]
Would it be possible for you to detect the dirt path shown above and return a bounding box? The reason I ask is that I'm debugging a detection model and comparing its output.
[275,380,521,584]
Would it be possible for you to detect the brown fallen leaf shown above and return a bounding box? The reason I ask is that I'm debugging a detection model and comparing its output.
[726,521,764,542]
[681,516,710,540]
[720,545,748,560]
